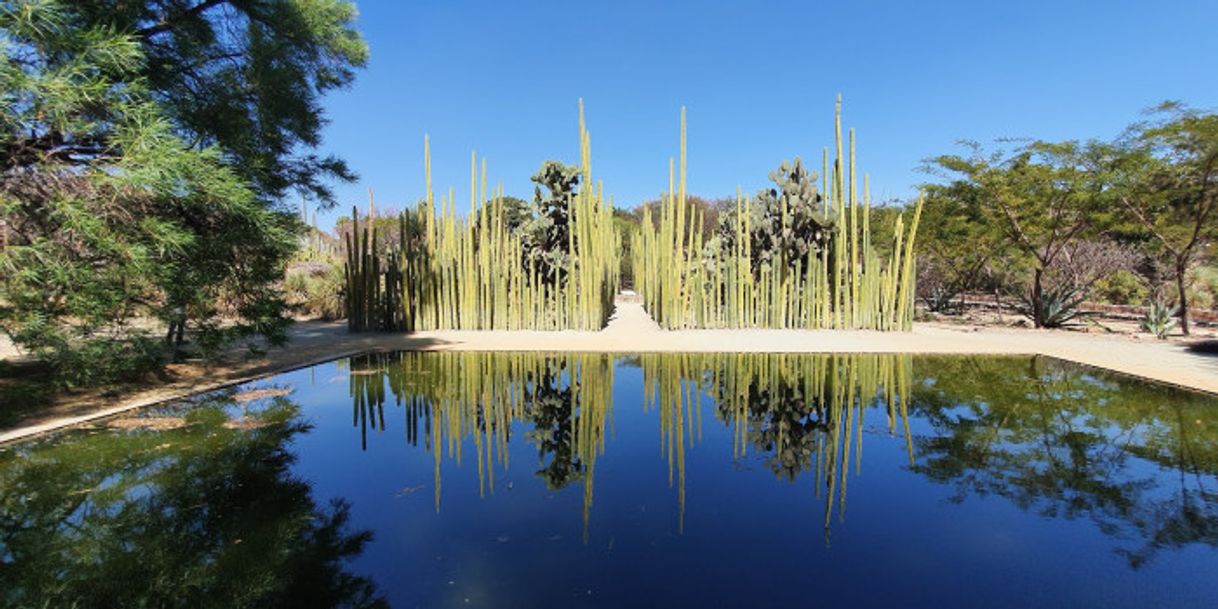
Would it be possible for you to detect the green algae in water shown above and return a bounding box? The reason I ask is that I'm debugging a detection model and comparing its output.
[2,353,1217,608]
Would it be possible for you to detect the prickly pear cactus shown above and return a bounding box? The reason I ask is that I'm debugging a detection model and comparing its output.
[719,157,834,274]
[520,160,581,284]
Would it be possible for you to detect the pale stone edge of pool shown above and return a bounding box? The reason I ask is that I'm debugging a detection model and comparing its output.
[3,299,1215,445]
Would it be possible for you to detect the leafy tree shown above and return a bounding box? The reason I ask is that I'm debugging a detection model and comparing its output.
[914,182,1014,313]
[495,194,533,233]
[631,194,724,238]
[1112,102,1218,334]
[68,0,369,207]
[926,141,1114,327]
[1,0,302,385]
[612,207,640,287]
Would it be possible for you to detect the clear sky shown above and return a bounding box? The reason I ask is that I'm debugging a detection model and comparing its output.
[314,0,1218,228]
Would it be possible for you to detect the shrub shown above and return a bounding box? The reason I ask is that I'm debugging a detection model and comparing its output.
[917,255,963,313]
[285,263,345,321]
[1092,270,1148,305]
[1188,266,1218,310]
[10,322,168,389]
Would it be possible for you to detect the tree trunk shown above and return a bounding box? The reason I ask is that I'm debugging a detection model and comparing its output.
[1176,258,1190,335]
[1032,268,1045,328]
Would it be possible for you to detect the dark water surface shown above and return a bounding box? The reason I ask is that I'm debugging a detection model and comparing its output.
[2,353,1217,608]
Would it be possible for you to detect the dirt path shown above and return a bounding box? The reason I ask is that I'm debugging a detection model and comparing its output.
[3,295,1216,444]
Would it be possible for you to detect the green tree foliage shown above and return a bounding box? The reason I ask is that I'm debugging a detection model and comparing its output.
[69,0,369,206]
[915,181,1014,312]
[632,194,724,237]
[495,194,533,233]
[1112,102,1218,334]
[919,104,1218,332]
[0,0,302,385]
[926,140,1116,327]
[612,207,640,287]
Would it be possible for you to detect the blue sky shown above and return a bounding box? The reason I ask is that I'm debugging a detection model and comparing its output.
[314,0,1218,228]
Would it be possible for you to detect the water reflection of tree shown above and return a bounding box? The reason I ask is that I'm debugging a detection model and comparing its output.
[0,397,386,609]
[910,355,1218,568]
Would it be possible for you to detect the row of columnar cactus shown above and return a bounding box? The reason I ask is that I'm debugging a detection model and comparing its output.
[344,101,621,331]
[633,97,924,330]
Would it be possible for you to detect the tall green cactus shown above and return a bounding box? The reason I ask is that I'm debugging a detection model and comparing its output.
[634,97,924,330]
[343,101,622,331]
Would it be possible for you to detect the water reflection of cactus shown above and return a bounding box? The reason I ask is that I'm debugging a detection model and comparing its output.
[6,353,1218,608]
[348,351,914,539]
[642,353,914,537]
[340,351,1218,565]
[346,352,614,537]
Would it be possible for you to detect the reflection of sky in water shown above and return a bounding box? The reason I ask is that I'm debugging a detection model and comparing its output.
[3,353,1217,609]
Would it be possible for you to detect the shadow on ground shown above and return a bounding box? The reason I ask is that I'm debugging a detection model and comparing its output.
[0,359,54,429]
[1186,340,1218,356]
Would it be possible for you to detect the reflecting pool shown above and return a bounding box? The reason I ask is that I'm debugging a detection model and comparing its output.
[2,353,1217,608]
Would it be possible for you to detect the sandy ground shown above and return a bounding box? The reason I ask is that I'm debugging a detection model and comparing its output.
[2,296,1216,444]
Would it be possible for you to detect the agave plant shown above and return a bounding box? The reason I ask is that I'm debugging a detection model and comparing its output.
[1017,284,1087,328]
[920,285,961,314]
[1140,302,1178,339]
